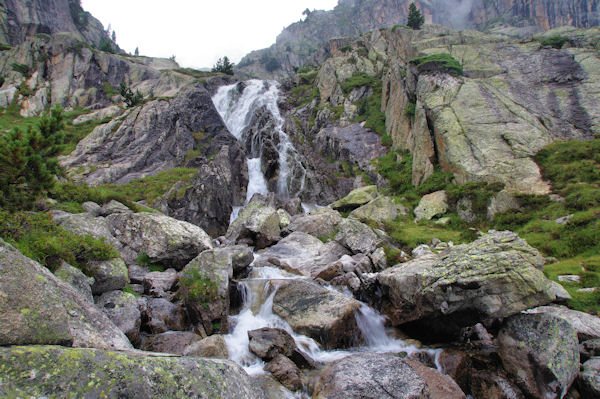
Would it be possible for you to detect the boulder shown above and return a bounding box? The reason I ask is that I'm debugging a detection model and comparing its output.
[524,305,600,341]
[277,209,292,229]
[580,357,600,398]
[265,354,303,392]
[334,218,381,254]
[54,261,94,303]
[414,191,448,221]
[0,239,132,350]
[86,258,128,295]
[248,328,315,368]
[142,268,178,298]
[107,212,213,269]
[470,369,525,399]
[498,313,580,399]
[82,201,101,216]
[140,331,202,355]
[349,196,408,227]
[220,244,254,276]
[331,185,378,212]
[312,353,464,399]
[55,212,120,249]
[284,208,342,238]
[254,232,350,278]
[96,290,141,345]
[487,190,520,220]
[581,339,600,361]
[141,297,187,334]
[225,200,281,249]
[179,248,234,335]
[98,200,132,216]
[272,279,363,349]
[0,345,264,398]
[378,231,556,339]
[183,335,229,359]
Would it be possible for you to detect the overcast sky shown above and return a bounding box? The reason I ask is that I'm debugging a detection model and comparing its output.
[81,0,339,69]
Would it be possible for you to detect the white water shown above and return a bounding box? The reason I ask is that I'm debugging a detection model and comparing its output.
[212,79,306,202]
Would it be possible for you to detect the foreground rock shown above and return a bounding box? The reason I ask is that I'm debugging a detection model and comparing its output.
[378,231,556,339]
[498,313,580,399]
[0,240,131,350]
[248,327,314,368]
[525,305,600,341]
[334,218,381,255]
[0,345,265,398]
[107,212,213,269]
[226,200,281,249]
[312,353,465,399]
[254,232,349,277]
[96,290,142,345]
[183,335,229,359]
[331,185,378,212]
[272,279,363,349]
[54,261,94,303]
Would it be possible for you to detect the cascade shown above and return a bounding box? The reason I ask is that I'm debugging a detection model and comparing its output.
[212,79,306,205]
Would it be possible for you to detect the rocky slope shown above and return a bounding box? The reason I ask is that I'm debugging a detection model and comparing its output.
[236,0,600,79]
[0,0,115,48]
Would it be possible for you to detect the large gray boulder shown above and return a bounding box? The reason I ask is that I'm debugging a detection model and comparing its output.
[225,199,281,249]
[498,313,580,399]
[0,239,132,350]
[96,290,141,345]
[334,218,381,255]
[331,185,378,212]
[141,297,187,334]
[414,191,448,221]
[378,231,556,338]
[285,208,342,239]
[140,331,202,355]
[107,212,213,269]
[525,305,600,341]
[315,124,388,169]
[312,353,465,399]
[54,261,94,303]
[254,232,350,277]
[272,279,363,349]
[349,196,408,227]
[580,357,600,399]
[0,345,265,398]
[86,258,129,295]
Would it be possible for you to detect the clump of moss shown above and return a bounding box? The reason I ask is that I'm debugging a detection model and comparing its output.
[540,35,569,49]
[409,53,464,76]
[340,73,377,94]
[179,268,218,305]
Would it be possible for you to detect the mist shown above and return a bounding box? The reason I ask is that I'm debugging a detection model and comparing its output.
[437,0,478,29]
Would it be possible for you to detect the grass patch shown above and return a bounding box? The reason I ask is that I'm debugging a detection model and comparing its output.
[340,73,377,94]
[179,267,219,305]
[0,211,119,273]
[409,53,463,77]
[172,68,220,79]
[384,216,468,250]
[540,35,569,49]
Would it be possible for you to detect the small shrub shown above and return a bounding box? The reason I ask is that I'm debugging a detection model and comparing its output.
[98,38,114,53]
[179,267,219,304]
[340,73,377,94]
[11,62,31,78]
[102,82,118,98]
[0,43,12,51]
[540,35,569,49]
[339,45,352,53]
[409,53,464,77]
[119,83,143,108]
[404,102,416,122]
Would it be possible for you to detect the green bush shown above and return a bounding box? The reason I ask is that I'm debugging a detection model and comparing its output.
[179,267,219,304]
[540,35,569,49]
[98,38,114,54]
[404,102,416,122]
[119,83,143,108]
[340,73,377,94]
[10,62,31,78]
[409,53,464,77]
[0,211,118,272]
[339,45,352,53]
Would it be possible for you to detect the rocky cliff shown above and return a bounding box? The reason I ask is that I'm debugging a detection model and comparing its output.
[0,0,114,47]
[236,0,600,79]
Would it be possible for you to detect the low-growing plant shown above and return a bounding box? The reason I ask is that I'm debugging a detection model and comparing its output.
[540,35,569,49]
[409,53,464,77]
[179,267,219,305]
[11,62,31,78]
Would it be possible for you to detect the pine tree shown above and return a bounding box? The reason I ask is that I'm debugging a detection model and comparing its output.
[211,56,235,75]
[407,3,425,30]
[134,47,139,56]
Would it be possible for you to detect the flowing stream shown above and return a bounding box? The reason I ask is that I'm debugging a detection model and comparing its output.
[212,80,441,397]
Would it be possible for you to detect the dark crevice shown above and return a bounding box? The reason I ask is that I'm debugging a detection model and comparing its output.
[424,106,440,167]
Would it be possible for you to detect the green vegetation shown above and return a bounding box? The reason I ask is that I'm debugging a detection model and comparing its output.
[119,83,143,108]
[540,35,569,49]
[179,268,219,305]
[339,44,352,53]
[69,0,89,30]
[404,101,416,123]
[340,73,377,94]
[0,106,65,210]
[11,62,31,78]
[0,211,118,272]
[136,253,165,272]
[409,53,464,77]
[174,68,220,79]
[102,82,118,98]
[98,38,114,54]
[407,2,425,30]
[0,43,12,51]
[211,56,235,75]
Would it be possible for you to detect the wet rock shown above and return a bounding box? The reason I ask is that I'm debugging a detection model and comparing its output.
[378,231,556,340]
[284,208,342,238]
[254,232,350,278]
[334,218,381,255]
[313,353,463,399]
[498,312,580,399]
[86,258,128,295]
[140,331,202,355]
[225,200,281,249]
[265,354,303,392]
[54,261,94,303]
[96,290,141,345]
[349,196,408,227]
[331,185,378,212]
[248,327,315,368]
[142,297,187,333]
[221,245,254,276]
[142,268,178,298]
[580,357,600,398]
[414,191,448,221]
[0,239,132,350]
[107,212,213,269]
[0,345,264,398]
[179,248,234,335]
[183,334,229,359]
[272,279,363,349]
[524,305,600,341]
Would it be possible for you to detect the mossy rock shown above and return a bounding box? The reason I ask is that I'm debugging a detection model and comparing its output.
[331,185,378,212]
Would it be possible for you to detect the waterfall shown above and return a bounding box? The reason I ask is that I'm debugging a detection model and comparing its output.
[212,79,306,204]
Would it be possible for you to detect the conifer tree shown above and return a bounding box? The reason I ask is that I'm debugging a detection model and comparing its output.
[212,56,235,75]
[407,2,425,30]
